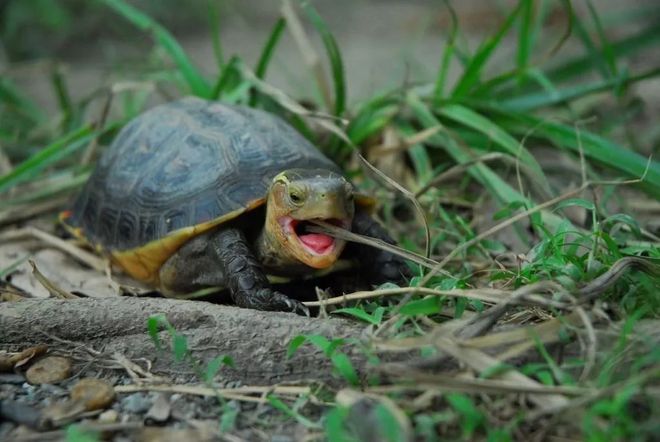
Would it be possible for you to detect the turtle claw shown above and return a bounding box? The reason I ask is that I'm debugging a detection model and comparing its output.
[286,298,311,317]
[275,292,310,316]
[251,289,309,316]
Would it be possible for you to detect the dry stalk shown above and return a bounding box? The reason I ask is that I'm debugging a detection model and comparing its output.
[304,286,507,308]
[421,182,590,286]
[431,335,570,411]
[281,0,333,111]
[0,196,70,226]
[414,152,505,197]
[0,144,12,175]
[0,226,106,272]
[374,367,590,396]
[28,260,77,299]
[114,383,314,405]
[369,126,441,156]
[358,153,431,259]
[575,306,597,382]
[240,65,349,140]
[308,220,442,271]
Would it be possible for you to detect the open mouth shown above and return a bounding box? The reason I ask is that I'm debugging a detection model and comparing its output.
[280,217,348,256]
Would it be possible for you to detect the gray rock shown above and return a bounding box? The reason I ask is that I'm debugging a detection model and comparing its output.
[121,393,153,414]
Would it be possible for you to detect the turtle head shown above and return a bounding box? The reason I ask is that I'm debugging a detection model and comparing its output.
[264,168,354,269]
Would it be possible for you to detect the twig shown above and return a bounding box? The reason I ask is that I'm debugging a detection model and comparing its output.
[421,152,652,287]
[240,64,350,141]
[577,256,659,303]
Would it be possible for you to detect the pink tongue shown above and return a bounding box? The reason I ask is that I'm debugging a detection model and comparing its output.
[299,233,334,253]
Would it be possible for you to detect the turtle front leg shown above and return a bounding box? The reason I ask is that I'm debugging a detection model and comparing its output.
[348,209,412,284]
[212,228,309,314]
[160,228,309,315]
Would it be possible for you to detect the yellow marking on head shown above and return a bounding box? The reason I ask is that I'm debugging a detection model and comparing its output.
[272,171,291,185]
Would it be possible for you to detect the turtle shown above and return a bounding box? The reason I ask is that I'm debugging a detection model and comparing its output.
[61,97,409,313]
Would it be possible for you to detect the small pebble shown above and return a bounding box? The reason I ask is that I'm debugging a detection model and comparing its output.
[25,356,72,385]
[98,409,119,423]
[38,383,68,397]
[70,378,116,411]
[121,393,152,414]
[0,374,25,384]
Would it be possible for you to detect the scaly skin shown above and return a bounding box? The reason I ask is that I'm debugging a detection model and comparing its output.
[212,228,309,314]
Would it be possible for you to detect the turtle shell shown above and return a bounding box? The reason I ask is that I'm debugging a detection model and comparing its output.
[63,97,343,283]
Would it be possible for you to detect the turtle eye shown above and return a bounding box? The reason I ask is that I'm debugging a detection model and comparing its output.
[289,189,304,205]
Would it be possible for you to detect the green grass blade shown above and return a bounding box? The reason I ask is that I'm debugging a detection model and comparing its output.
[571,5,611,80]
[408,94,564,229]
[346,95,398,145]
[547,24,660,84]
[0,125,96,193]
[99,0,211,98]
[432,0,458,104]
[451,1,523,98]
[255,17,287,80]
[497,67,660,111]
[51,66,75,129]
[517,0,534,72]
[490,24,659,99]
[300,0,346,116]
[249,18,287,107]
[437,103,551,192]
[210,56,241,100]
[491,110,660,197]
[585,0,618,78]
